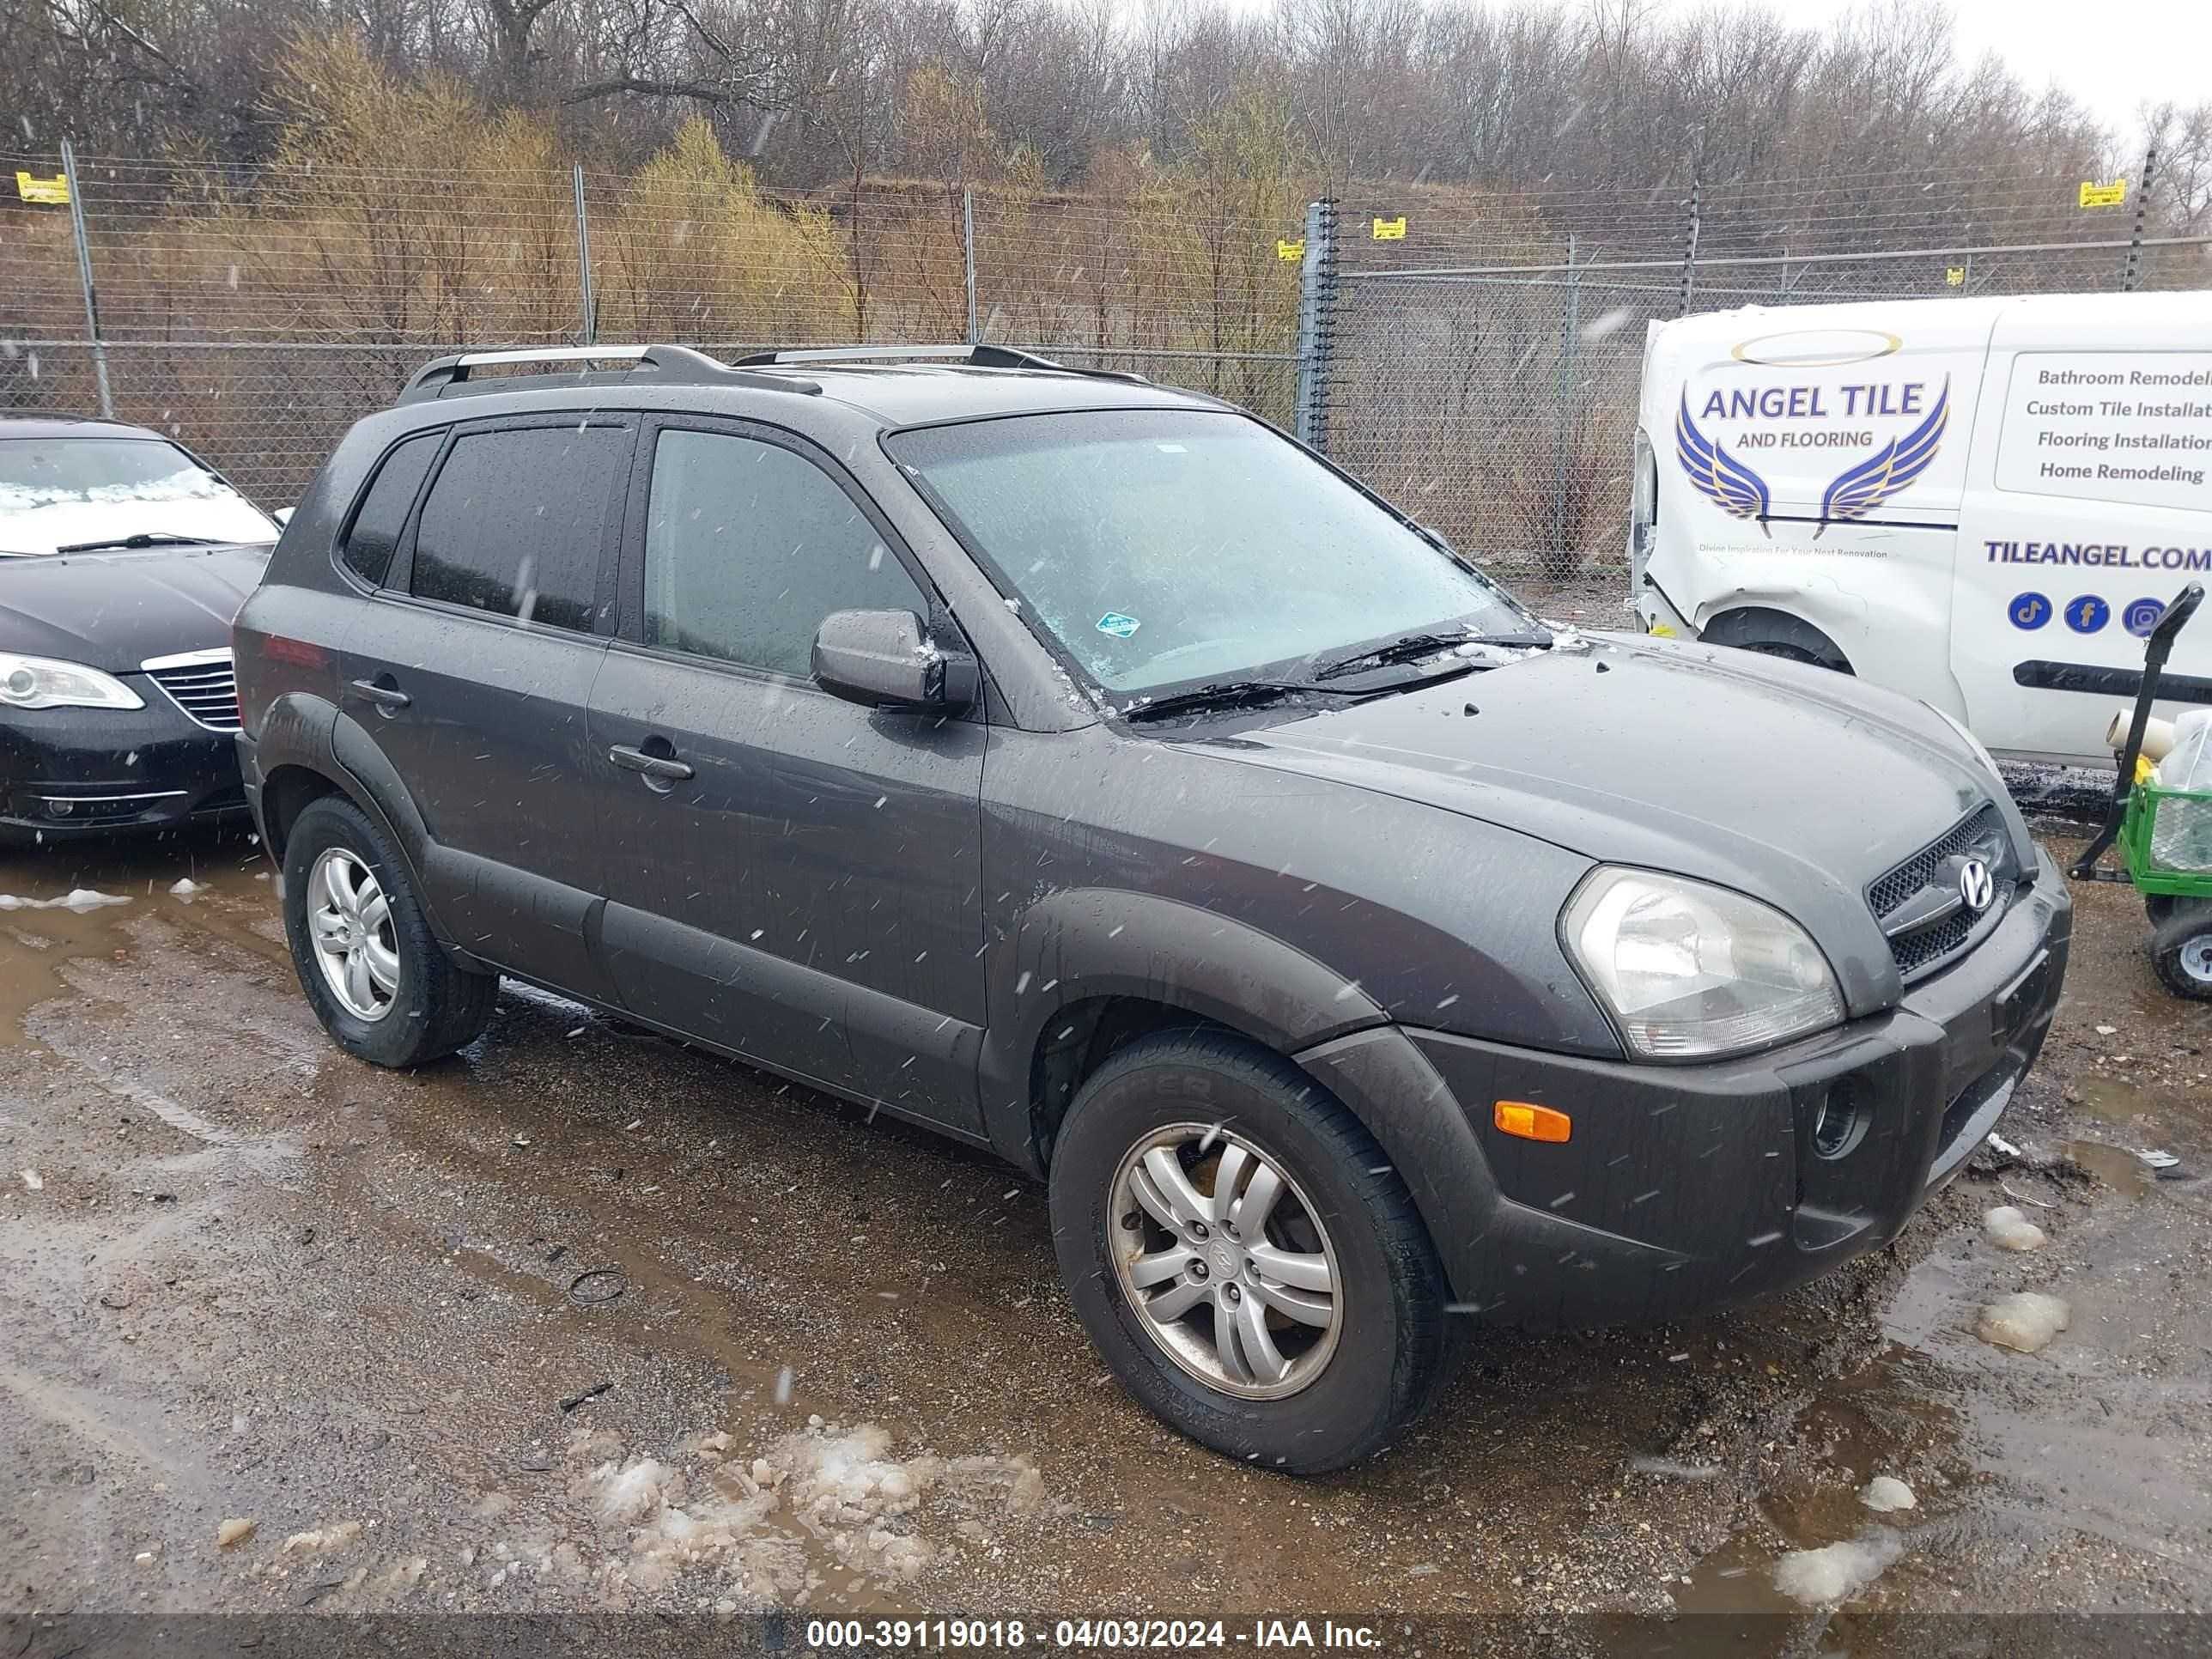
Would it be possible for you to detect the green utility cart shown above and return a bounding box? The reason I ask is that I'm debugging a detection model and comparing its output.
[2069,581,2212,999]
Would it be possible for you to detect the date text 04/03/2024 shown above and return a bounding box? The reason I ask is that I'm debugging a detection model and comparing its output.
[800,1619,1384,1650]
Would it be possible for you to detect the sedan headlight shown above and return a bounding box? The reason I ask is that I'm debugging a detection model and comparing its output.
[1564,867,1843,1060]
[0,653,144,712]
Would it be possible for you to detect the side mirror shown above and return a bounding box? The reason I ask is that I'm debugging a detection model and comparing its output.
[811,609,977,712]
[272,507,295,526]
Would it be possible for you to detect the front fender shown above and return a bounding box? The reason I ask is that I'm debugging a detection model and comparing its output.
[976,888,1388,1169]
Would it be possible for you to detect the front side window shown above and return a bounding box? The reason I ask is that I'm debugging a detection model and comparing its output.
[410,424,626,632]
[887,410,1533,695]
[641,428,926,678]
[0,436,276,556]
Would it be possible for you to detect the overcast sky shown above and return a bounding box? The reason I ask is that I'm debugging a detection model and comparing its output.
[1210,1,2206,148]
[1718,0,2205,142]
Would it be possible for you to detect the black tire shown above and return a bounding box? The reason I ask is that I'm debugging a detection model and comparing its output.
[281,794,496,1065]
[2151,899,2212,1001]
[1741,640,1824,668]
[1048,1030,1450,1474]
[1705,608,1855,675]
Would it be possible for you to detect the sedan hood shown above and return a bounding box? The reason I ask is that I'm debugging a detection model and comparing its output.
[1183,633,2027,1005]
[0,541,272,671]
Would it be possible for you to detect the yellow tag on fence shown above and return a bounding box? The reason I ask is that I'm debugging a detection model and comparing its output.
[2079,179,2127,209]
[1371,216,1407,240]
[1946,265,1966,287]
[1277,238,1304,261]
[15,171,70,205]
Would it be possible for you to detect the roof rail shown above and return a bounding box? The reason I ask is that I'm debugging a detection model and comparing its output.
[398,343,819,404]
[732,343,1149,385]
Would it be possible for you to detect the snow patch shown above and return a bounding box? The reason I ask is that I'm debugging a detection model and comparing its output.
[1626,1455,1719,1480]
[1978,1291,2069,1353]
[1772,1534,1904,1606]
[1859,1475,1917,1513]
[595,1456,674,1522]
[0,888,129,913]
[563,1420,1047,1606]
[282,1520,363,1553]
[1982,1205,2046,1252]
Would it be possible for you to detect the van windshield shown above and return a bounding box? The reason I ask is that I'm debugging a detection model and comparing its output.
[888,409,1535,696]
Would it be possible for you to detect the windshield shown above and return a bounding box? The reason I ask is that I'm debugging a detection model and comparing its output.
[0,436,276,556]
[888,410,1533,696]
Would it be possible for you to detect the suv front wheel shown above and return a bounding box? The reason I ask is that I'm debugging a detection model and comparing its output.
[1048,1030,1451,1472]
[281,794,497,1066]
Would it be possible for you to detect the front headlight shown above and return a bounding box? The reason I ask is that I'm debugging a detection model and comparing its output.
[1564,867,1843,1060]
[0,653,145,712]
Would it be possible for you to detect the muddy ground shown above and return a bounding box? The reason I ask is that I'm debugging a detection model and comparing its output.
[2,822,2207,1653]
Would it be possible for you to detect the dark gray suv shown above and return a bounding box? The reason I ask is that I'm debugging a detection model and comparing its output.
[233,343,2069,1471]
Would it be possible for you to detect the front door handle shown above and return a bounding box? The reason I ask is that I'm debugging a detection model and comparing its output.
[348,678,410,711]
[608,744,694,783]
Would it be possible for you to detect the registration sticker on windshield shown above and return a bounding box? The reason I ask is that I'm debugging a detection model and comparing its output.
[1096,612,1141,639]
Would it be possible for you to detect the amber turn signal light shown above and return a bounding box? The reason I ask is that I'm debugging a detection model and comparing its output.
[1493,1101,1571,1143]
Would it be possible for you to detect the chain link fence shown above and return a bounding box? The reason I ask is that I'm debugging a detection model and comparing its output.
[4,148,2205,616]
[1322,167,2209,614]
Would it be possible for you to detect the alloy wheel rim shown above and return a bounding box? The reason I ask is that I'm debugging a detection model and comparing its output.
[307,848,400,1022]
[1106,1122,1343,1401]
[2182,936,2212,986]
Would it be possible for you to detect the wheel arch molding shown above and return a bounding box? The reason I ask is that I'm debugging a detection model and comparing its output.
[977,887,1389,1171]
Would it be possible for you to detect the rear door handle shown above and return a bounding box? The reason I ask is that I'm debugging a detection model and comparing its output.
[608,744,694,782]
[348,678,410,710]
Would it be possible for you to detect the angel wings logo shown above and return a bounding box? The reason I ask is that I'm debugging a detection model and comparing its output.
[1675,375,1951,539]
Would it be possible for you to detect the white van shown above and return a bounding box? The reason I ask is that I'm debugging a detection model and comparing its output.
[1631,291,2212,764]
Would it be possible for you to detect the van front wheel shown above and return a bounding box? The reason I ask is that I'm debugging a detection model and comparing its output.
[1703,607,1854,675]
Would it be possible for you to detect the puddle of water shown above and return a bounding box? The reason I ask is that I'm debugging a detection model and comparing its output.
[2062,1138,2155,1196]
[1677,1337,1957,1622]
[1672,1522,1808,1617]
[2074,1075,2158,1127]
[0,830,280,1049]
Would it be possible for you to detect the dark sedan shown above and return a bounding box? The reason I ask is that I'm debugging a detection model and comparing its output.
[1,416,280,843]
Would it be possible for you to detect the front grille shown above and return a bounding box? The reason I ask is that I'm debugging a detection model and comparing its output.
[143,649,242,732]
[1868,802,2012,981]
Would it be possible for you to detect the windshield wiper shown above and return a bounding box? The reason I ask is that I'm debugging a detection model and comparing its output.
[1121,679,1368,723]
[53,532,226,554]
[1313,628,1553,681]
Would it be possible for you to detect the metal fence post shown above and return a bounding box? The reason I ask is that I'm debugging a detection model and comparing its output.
[60,140,113,418]
[1548,234,1581,564]
[573,162,597,345]
[1293,198,1338,453]
[963,187,979,345]
[2121,145,2159,292]
[1677,171,1702,318]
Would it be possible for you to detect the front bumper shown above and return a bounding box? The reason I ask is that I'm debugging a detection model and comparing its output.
[1303,848,2070,1330]
[0,689,246,842]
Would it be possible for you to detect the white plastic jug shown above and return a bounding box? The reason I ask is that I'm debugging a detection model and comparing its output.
[2152,708,2212,871]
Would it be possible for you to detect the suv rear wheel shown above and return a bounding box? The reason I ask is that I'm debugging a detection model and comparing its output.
[281,794,497,1066]
[1048,1030,1450,1472]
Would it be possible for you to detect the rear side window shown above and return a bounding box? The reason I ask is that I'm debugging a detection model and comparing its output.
[410,424,627,632]
[340,432,441,587]
[641,428,925,677]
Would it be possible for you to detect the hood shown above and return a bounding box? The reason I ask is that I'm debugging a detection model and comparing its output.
[0,492,278,558]
[0,541,273,671]
[1181,633,2026,1006]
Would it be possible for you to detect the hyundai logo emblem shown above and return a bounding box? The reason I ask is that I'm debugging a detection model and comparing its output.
[1959,857,1995,915]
